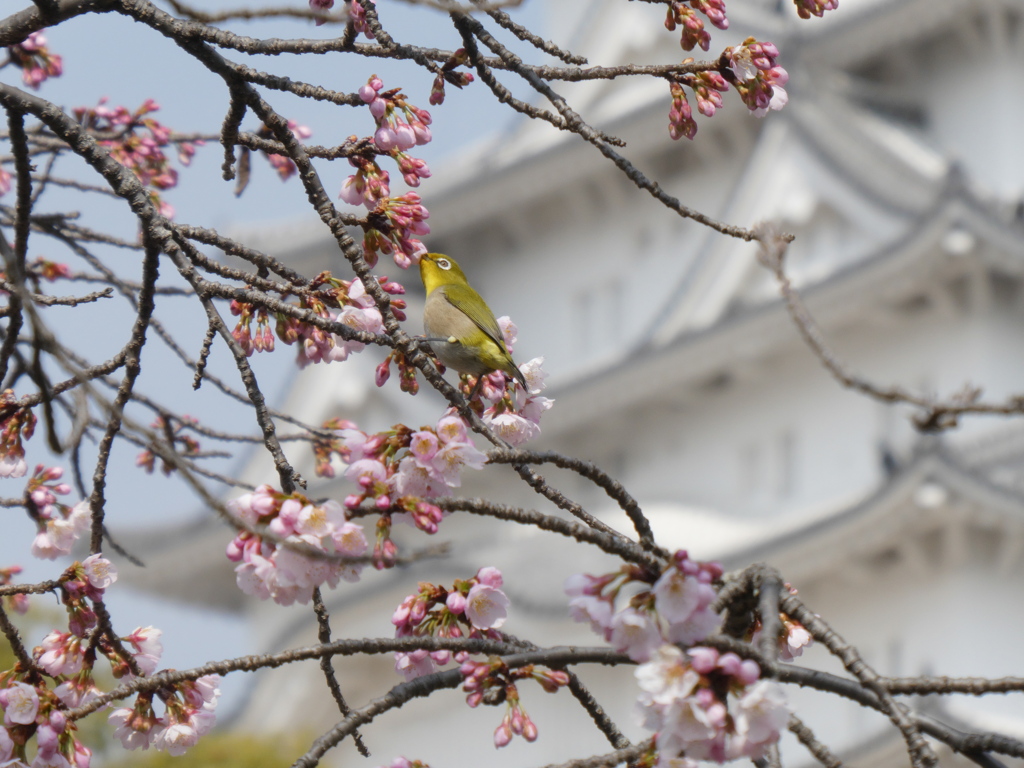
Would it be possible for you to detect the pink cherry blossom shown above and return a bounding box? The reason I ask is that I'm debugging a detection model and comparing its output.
[0,727,12,762]
[36,631,85,676]
[0,682,39,725]
[82,554,117,590]
[430,440,487,487]
[123,626,163,675]
[730,681,789,758]
[465,584,509,630]
[108,707,156,751]
[395,648,438,680]
[568,595,614,637]
[152,722,198,756]
[610,608,664,662]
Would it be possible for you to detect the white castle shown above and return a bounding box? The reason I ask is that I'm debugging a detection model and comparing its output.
[131,1,1024,765]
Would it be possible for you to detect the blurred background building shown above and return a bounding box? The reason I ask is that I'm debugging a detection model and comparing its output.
[132,0,1024,765]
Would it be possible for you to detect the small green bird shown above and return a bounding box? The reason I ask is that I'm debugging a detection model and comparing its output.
[419,252,527,395]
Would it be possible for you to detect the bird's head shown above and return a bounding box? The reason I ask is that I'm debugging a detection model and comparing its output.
[419,252,470,293]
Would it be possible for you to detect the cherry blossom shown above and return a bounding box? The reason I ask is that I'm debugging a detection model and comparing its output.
[636,646,790,763]
[7,31,63,89]
[122,626,164,675]
[793,0,839,19]
[0,390,35,478]
[227,489,369,605]
[0,681,39,726]
[465,583,510,630]
[73,99,200,219]
[566,551,723,662]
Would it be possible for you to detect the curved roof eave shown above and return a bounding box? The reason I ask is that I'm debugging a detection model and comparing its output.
[719,442,1024,579]
[543,187,1024,431]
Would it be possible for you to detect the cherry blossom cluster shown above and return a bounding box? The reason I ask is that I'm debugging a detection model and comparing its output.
[667,68,735,139]
[0,556,143,767]
[108,674,221,755]
[0,389,36,478]
[25,465,90,560]
[666,39,786,141]
[685,70,730,119]
[362,193,429,268]
[317,0,377,37]
[429,49,475,106]
[6,31,63,90]
[29,258,72,284]
[723,39,788,117]
[340,155,391,209]
[0,683,91,768]
[565,551,723,662]
[461,657,570,748]
[226,486,369,606]
[28,595,215,761]
[668,82,697,141]
[347,0,375,38]
[343,76,433,268]
[34,555,118,666]
[374,347,422,395]
[476,321,553,446]
[0,260,69,292]
[308,0,378,31]
[312,417,357,478]
[229,274,403,365]
[229,299,275,356]
[794,0,839,19]
[0,257,71,293]
[256,120,312,181]
[340,410,486,509]
[359,76,433,158]
[0,167,10,198]
[0,566,28,615]
[336,413,487,562]
[288,275,391,366]
[73,99,200,218]
[636,645,789,764]
[309,0,335,25]
[664,0,728,52]
[135,415,200,476]
[391,567,510,680]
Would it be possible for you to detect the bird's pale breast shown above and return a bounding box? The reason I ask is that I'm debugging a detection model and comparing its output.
[423,288,496,375]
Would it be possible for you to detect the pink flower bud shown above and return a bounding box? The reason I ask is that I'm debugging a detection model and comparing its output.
[493,720,512,748]
[737,659,761,684]
[476,566,503,588]
[446,591,467,615]
[717,652,741,675]
[374,125,397,151]
[689,646,719,674]
[411,121,431,145]
[393,123,416,150]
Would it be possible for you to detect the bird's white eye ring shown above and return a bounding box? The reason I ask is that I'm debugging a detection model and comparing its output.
[436,258,451,270]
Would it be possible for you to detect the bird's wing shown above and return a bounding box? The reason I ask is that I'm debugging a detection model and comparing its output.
[442,284,507,351]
